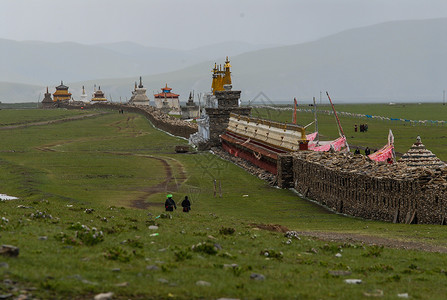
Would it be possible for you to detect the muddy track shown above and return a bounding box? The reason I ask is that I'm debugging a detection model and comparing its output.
[0,112,109,130]
[252,224,447,253]
[131,155,187,209]
[100,152,187,209]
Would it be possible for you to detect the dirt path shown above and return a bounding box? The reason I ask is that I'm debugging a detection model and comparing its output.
[121,154,187,209]
[297,231,447,253]
[253,223,447,253]
[0,112,109,130]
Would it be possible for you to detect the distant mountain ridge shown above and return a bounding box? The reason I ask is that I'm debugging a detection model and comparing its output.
[2,18,447,103]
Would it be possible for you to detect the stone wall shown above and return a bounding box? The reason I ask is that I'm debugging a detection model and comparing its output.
[278,151,447,225]
[206,107,251,147]
[66,103,198,139]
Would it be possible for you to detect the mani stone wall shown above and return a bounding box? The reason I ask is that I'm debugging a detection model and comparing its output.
[66,102,198,139]
[277,151,447,225]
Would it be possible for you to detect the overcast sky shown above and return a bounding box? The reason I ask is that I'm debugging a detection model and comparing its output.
[2,0,447,49]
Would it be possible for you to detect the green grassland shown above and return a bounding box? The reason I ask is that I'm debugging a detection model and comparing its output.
[0,107,447,299]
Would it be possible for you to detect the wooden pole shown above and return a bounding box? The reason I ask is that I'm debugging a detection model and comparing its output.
[326,91,345,137]
[219,180,222,198]
[313,97,319,144]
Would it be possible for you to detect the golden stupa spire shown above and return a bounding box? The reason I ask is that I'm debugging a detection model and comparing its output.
[223,56,232,86]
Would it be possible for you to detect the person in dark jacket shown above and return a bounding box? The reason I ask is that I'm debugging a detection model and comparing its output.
[165,194,176,211]
[365,147,371,156]
[181,196,191,212]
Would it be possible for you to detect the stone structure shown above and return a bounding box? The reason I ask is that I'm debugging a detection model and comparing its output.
[154,84,180,115]
[191,84,251,150]
[129,77,150,106]
[399,136,446,169]
[91,85,108,103]
[40,87,54,109]
[181,92,200,119]
[190,58,250,150]
[53,81,72,103]
[277,150,447,225]
[80,86,89,103]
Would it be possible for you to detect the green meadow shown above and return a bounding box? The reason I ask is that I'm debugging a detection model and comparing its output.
[0,106,447,299]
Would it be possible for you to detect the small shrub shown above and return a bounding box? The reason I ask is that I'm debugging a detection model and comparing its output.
[260,249,283,260]
[125,239,143,248]
[68,222,83,230]
[362,245,384,257]
[101,226,121,234]
[386,274,401,282]
[54,232,81,246]
[231,266,243,277]
[191,242,218,255]
[158,213,172,219]
[104,247,130,262]
[76,227,104,246]
[29,210,53,220]
[219,227,235,235]
[367,264,393,272]
[319,244,342,254]
[174,249,192,261]
[218,252,235,259]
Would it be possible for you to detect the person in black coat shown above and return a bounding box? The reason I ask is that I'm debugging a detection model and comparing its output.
[165,194,176,211]
[365,147,371,156]
[181,196,191,212]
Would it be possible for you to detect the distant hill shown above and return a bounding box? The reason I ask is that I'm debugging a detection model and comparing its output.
[0,82,42,103]
[0,38,276,86]
[2,18,447,103]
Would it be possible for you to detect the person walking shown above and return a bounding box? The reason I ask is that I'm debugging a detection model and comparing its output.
[181,196,191,213]
[165,194,176,212]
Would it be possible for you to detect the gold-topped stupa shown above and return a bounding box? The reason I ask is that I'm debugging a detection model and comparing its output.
[53,81,72,102]
[211,56,232,94]
[91,85,108,102]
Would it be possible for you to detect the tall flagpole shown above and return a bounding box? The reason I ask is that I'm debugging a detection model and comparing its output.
[313,97,319,144]
[326,91,345,137]
[293,97,297,124]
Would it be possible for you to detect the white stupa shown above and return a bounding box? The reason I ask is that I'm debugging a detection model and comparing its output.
[129,77,150,106]
[80,86,89,103]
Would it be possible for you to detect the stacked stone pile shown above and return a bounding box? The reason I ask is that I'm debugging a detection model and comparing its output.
[398,136,446,169]
[292,151,447,189]
[284,150,447,224]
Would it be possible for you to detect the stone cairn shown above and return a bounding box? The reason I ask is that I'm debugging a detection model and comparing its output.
[399,136,446,169]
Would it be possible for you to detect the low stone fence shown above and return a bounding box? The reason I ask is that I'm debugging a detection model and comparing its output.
[278,151,447,224]
[67,103,197,139]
